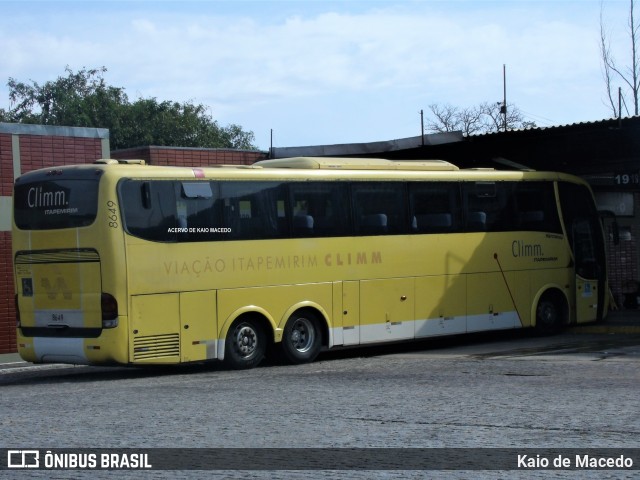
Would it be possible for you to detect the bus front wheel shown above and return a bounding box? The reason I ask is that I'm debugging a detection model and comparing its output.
[535,293,564,335]
[224,318,266,369]
[281,311,322,364]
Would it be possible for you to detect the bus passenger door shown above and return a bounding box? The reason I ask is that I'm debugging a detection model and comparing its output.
[572,218,603,323]
[558,182,607,323]
[130,294,180,364]
[360,278,414,343]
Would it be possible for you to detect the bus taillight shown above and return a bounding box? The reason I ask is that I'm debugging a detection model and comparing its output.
[101,293,118,328]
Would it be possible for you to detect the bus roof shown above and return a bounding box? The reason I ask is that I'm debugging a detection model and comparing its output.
[255,157,460,171]
[14,157,590,187]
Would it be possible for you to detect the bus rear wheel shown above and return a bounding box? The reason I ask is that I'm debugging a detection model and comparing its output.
[224,318,266,369]
[281,311,322,364]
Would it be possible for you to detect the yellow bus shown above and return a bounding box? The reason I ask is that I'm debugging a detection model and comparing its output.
[12,157,608,369]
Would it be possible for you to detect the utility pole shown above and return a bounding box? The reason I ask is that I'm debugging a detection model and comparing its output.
[501,64,507,132]
[420,109,424,146]
[270,129,274,158]
[619,87,623,128]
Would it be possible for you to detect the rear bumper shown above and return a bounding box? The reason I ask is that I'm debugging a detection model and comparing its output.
[16,320,129,365]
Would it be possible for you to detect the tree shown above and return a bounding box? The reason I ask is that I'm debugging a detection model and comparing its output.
[0,66,256,150]
[600,0,640,116]
[425,102,535,135]
[115,97,255,150]
[2,67,129,130]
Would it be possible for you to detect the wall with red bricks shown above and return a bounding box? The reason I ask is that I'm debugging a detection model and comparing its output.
[0,134,13,197]
[608,231,638,308]
[0,125,107,354]
[0,133,14,353]
[18,135,103,171]
[111,146,267,166]
[0,231,15,353]
[606,193,640,309]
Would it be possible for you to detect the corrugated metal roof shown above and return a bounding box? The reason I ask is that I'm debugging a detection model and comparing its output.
[469,116,639,137]
[271,131,463,158]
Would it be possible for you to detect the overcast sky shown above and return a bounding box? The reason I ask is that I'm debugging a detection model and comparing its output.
[0,0,634,150]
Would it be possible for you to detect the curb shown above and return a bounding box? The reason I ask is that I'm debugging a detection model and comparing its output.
[0,353,24,364]
[565,325,640,334]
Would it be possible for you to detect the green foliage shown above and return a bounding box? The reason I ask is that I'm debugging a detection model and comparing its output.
[2,66,256,150]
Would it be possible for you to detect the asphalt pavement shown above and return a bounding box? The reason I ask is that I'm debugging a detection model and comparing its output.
[566,308,640,334]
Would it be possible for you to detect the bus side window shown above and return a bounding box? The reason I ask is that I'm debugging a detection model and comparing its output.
[409,182,461,233]
[119,180,177,242]
[352,182,407,235]
[178,181,222,241]
[463,182,515,232]
[289,182,350,237]
[467,211,487,231]
[220,181,285,240]
[462,181,562,234]
[513,182,562,233]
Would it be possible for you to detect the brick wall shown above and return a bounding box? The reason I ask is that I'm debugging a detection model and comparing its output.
[111,146,267,166]
[0,231,14,353]
[606,193,640,309]
[0,124,108,354]
[0,134,13,197]
[0,133,14,353]
[607,230,638,308]
[0,131,15,354]
[19,135,103,171]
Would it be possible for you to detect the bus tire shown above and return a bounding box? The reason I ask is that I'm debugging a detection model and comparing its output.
[534,292,564,335]
[224,317,266,369]
[281,311,322,364]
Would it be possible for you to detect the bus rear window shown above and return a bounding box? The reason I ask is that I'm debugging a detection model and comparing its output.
[14,179,99,230]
